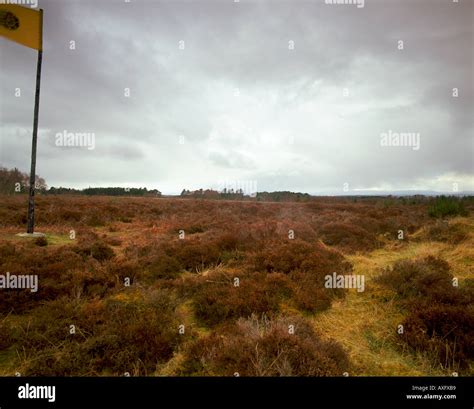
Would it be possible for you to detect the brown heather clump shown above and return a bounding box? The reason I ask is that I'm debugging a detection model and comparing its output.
[122,229,252,281]
[179,239,350,326]
[74,241,115,262]
[317,222,380,253]
[34,236,48,247]
[378,256,474,370]
[104,236,122,247]
[289,269,343,313]
[190,270,293,327]
[0,241,16,260]
[251,240,349,313]
[0,242,87,313]
[107,259,143,284]
[69,268,115,299]
[422,221,469,244]
[124,240,221,280]
[401,304,474,370]
[251,239,351,276]
[376,256,465,304]
[179,314,349,376]
[12,289,184,376]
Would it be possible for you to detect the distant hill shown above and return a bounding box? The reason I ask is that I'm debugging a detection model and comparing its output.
[315,190,474,197]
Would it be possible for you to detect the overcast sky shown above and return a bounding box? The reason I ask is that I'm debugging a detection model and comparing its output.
[1,0,473,194]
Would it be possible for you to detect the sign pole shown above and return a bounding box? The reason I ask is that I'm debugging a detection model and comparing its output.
[26,8,43,234]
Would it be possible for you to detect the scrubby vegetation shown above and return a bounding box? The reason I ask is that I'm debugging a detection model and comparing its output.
[428,196,468,218]
[0,194,472,376]
[2,289,183,375]
[419,221,469,244]
[180,315,349,376]
[377,256,474,371]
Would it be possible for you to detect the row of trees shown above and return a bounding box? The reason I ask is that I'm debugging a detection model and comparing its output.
[180,189,245,199]
[82,187,161,197]
[47,187,161,196]
[256,191,312,202]
[180,188,312,202]
[2,166,309,202]
[0,166,161,197]
[0,167,47,195]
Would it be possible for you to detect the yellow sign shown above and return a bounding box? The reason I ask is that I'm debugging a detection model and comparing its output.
[0,5,42,51]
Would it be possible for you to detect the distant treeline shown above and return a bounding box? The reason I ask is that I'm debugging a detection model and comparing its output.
[1,166,472,206]
[48,187,161,197]
[0,166,161,197]
[180,189,311,202]
[256,191,311,202]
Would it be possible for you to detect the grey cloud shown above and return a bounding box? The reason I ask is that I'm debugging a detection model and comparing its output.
[1,0,472,194]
